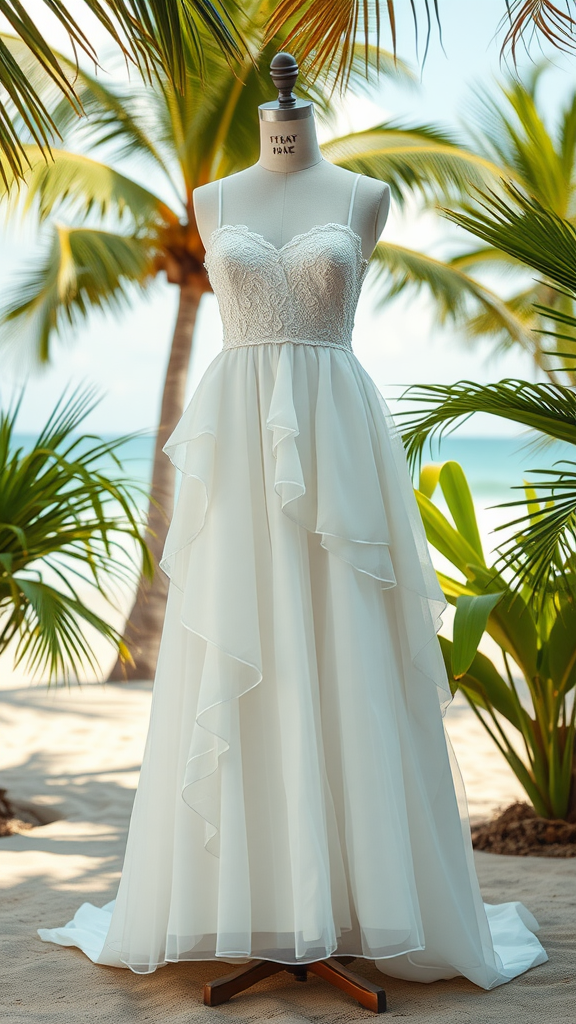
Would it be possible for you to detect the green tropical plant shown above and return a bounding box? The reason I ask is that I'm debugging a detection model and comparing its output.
[0,387,152,683]
[415,460,576,822]
[444,180,576,374]
[402,185,576,595]
[0,2,508,681]
[363,67,576,376]
[447,68,576,375]
[0,1,245,185]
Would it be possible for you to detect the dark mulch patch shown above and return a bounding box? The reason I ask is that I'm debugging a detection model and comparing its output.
[471,801,576,857]
[0,788,46,837]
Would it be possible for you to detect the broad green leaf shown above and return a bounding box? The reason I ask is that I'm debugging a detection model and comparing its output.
[542,600,576,694]
[451,592,505,678]
[438,461,485,562]
[438,635,524,728]
[415,489,484,577]
[466,566,539,678]
[438,635,461,696]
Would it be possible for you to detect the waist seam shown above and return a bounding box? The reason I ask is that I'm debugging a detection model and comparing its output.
[222,336,353,352]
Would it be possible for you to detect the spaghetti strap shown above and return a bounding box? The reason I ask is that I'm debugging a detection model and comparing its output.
[217,177,223,229]
[346,173,362,227]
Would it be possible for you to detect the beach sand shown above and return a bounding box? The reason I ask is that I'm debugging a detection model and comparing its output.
[1,672,574,1023]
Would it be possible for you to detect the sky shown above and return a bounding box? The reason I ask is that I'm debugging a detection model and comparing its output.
[0,0,572,437]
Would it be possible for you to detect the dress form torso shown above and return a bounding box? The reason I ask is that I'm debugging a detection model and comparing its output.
[193,112,390,261]
[211,170,364,249]
[196,110,390,353]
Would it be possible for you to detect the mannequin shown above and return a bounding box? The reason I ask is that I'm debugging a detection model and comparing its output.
[194,53,391,1014]
[193,58,390,261]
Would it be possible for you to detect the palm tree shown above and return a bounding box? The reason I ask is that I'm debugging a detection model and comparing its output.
[0,1,245,185]
[366,66,576,377]
[1,7,506,680]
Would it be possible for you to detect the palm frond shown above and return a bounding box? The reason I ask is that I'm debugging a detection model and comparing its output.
[443,182,576,293]
[9,579,120,681]
[400,379,576,469]
[0,2,246,186]
[321,123,502,207]
[0,33,185,198]
[492,463,576,593]
[0,4,89,185]
[442,182,576,375]
[264,0,440,91]
[1,225,155,362]
[369,241,534,348]
[499,1,576,61]
[320,40,416,99]
[535,303,576,370]
[559,89,576,182]
[497,75,565,204]
[463,288,543,352]
[448,245,528,273]
[6,144,177,228]
[93,0,246,87]
[400,376,576,598]
[264,0,576,93]
[461,66,575,208]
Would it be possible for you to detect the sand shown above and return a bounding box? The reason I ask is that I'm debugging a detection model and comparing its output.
[1,673,574,1023]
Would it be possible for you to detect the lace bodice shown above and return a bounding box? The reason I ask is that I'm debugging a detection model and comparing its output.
[203,174,370,352]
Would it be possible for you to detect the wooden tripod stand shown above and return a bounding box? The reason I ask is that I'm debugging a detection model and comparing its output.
[203,956,387,1013]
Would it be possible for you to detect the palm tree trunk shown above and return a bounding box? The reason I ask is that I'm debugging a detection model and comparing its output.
[108,279,203,681]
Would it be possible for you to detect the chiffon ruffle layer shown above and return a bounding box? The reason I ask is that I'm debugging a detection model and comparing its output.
[38,343,547,988]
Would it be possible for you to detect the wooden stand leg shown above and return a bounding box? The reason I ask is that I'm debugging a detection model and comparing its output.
[203,959,283,1006]
[203,956,387,1013]
[309,958,387,1013]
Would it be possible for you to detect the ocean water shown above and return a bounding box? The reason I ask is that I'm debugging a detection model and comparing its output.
[402,435,575,504]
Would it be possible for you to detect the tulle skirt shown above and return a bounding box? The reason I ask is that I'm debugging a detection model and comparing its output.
[38,342,547,988]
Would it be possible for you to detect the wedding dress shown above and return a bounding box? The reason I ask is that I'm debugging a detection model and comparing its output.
[38,173,547,989]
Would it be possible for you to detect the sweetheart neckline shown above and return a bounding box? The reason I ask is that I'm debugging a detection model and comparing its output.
[204,221,370,268]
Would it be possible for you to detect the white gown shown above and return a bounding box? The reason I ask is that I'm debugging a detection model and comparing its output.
[39,173,547,989]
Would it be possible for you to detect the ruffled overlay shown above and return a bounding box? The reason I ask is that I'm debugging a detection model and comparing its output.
[38,343,547,987]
